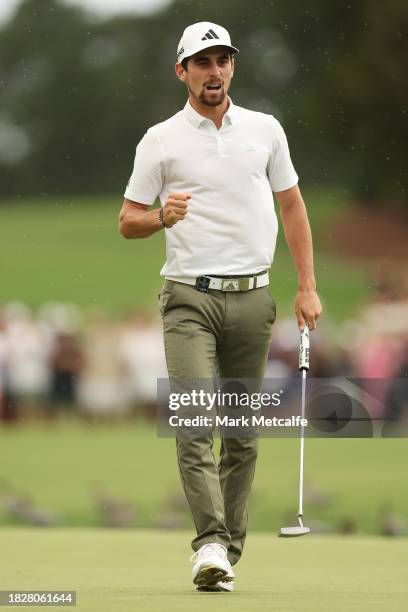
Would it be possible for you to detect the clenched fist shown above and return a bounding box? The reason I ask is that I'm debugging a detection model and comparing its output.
[163,192,191,227]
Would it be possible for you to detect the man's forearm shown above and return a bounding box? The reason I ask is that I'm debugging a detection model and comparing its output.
[119,206,162,239]
[278,191,317,291]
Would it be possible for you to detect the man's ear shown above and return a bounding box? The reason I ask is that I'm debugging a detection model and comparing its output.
[175,63,186,82]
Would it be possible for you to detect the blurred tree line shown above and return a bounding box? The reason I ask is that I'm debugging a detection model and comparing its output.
[0,0,406,207]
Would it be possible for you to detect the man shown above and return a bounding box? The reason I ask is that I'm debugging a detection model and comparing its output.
[119,21,322,592]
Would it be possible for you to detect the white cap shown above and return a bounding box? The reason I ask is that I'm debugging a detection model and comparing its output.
[177,22,239,63]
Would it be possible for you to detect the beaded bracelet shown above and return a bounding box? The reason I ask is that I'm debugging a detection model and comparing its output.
[158,207,170,229]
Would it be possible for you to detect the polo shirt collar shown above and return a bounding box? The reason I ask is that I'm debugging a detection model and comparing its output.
[184,97,237,128]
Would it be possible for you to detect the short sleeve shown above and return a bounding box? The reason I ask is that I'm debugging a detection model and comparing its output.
[267,119,299,192]
[124,129,164,205]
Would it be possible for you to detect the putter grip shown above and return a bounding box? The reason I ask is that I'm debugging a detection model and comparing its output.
[299,325,310,371]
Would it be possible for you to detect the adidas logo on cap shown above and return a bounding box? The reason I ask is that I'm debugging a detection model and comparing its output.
[201,28,220,41]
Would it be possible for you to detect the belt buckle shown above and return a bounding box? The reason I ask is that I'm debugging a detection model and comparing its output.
[239,277,250,291]
[221,279,240,291]
[195,276,211,293]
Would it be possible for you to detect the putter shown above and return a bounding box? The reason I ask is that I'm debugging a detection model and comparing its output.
[279,324,311,537]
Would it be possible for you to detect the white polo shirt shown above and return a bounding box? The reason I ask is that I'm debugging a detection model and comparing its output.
[124,98,298,279]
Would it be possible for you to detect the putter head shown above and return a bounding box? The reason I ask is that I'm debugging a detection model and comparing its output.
[278,526,311,537]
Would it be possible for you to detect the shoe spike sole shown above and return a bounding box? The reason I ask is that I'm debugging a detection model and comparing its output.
[193,565,233,587]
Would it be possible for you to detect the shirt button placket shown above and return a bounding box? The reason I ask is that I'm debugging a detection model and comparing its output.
[215,134,221,155]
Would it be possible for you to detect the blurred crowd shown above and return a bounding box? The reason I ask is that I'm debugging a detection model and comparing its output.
[0,281,407,423]
[0,302,168,421]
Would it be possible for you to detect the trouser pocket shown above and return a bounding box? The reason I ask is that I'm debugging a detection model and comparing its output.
[158,280,176,316]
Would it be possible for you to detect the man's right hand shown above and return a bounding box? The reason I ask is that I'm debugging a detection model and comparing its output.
[163,192,191,227]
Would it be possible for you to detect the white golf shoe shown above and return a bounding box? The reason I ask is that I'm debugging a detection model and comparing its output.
[191,543,234,589]
[197,578,234,592]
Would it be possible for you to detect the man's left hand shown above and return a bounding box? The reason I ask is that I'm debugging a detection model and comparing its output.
[294,289,322,331]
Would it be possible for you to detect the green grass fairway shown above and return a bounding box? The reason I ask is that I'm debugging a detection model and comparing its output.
[1,529,407,611]
[0,191,369,320]
[0,423,407,534]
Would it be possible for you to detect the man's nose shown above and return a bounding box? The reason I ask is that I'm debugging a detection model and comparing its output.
[208,62,222,77]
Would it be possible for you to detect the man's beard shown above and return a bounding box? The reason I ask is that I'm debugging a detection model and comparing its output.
[199,91,226,107]
[188,83,226,107]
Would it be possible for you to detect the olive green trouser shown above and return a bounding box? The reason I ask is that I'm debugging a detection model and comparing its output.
[159,279,276,565]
